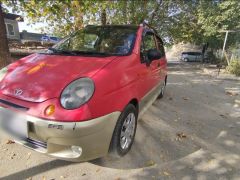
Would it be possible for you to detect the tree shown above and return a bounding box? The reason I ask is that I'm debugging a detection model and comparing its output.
[0,2,10,69]
[3,0,113,37]
[3,0,240,49]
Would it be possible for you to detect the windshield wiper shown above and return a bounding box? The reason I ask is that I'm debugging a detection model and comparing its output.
[46,48,114,56]
[48,48,76,55]
[70,50,112,56]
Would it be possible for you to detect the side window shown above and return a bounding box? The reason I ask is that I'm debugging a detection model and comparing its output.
[156,36,165,58]
[143,33,157,51]
[141,32,157,63]
[6,24,15,36]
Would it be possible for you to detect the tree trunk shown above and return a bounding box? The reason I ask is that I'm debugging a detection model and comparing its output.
[71,1,84,31]
[149,0,162,25]
[130,1,136,24]
[0,2,10,69]
[122,1,127,24]
[101,8,106,25]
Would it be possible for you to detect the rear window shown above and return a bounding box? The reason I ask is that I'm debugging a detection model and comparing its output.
[50,37,58,41]
[182,52,202,56]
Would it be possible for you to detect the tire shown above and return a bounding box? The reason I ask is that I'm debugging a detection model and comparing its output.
[184,58,189,62]
[109,104,138,157]
[158,79,166,99]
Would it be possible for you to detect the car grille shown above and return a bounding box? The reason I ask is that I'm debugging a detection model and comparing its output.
[0,99,29,111]
[26,138,47,149]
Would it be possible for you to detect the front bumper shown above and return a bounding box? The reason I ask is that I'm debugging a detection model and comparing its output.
[0,107,120,162]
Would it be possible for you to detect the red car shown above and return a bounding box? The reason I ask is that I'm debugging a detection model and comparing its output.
[0,24,167,161]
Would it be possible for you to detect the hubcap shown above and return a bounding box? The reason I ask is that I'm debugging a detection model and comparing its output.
[120,113,136,150]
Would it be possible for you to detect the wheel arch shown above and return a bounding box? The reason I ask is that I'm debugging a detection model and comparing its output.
[128,98,139,115]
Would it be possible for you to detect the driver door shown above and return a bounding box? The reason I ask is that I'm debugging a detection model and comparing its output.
[141,32,161,88]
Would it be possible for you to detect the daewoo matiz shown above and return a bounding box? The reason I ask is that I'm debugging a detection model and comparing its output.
[0,24,167,161]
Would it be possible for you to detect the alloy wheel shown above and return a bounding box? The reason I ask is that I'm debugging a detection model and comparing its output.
[120,113,136,150]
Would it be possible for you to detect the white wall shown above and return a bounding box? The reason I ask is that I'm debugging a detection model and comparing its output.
[4,18,20,41]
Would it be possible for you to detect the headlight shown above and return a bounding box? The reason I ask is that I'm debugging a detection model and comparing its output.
[60,78,94,110]
[0,67,8,82]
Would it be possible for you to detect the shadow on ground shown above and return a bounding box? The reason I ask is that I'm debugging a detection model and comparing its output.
[0,160,72,180]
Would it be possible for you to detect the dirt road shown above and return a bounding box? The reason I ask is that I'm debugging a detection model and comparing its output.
[0,61,239,180]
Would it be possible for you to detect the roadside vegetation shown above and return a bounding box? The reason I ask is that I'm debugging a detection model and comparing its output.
[227,59,240,76]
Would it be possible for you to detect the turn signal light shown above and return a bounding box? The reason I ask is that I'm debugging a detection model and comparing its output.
[44,105,55,116]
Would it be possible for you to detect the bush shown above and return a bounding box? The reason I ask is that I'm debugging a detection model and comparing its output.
[226,60,240,76]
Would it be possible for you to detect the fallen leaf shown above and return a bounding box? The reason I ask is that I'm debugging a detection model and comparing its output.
[145,160,156,167]
[182,97,189,100]
[225,91,239,96]
[163,171,171,176]
[11,153,16,159]
[27,152,31,160]
[168,97,173,101]
[176,132,187,141]
[220,114,227,118]
[6,140,15,144]
[82,173,86,176]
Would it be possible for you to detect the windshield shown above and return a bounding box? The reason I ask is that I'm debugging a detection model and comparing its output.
[46,26,138,56]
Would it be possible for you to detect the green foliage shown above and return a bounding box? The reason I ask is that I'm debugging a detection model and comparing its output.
[227,59,240,76]
[2,0,240,49]
[197,0,240,49]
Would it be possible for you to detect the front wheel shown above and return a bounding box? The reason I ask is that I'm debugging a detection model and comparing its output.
[109,104,138,157]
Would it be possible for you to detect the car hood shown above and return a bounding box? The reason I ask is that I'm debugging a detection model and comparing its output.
[0,53,115,102]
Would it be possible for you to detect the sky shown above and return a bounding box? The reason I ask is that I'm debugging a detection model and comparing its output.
[18,20,47,33]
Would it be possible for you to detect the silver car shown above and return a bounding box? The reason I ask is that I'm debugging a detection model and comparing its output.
[180,52,202,62]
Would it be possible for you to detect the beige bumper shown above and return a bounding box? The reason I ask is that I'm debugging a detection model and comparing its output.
[0,107,120,162]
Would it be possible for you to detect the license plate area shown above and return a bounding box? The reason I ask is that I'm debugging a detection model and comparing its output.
[7,118,28,139]
[0,110,28,139]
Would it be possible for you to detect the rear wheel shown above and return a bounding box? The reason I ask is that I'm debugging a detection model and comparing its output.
[109,104,137,157]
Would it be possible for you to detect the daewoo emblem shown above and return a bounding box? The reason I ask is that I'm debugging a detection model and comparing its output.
[14,88,23,96]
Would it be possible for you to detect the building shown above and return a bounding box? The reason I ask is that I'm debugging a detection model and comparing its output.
[3,12,59,45]
[3,12,23,42]
[20,30,44,44]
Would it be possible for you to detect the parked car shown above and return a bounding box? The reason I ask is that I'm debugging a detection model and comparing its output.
[180,51,202,62]
[0,24,167,162]
[41,35,60,45]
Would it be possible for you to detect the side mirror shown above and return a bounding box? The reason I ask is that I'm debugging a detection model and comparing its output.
[147,49,161,61]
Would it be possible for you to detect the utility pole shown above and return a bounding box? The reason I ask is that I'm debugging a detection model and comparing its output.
[219,29,240,60]
[221,31,228,60]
